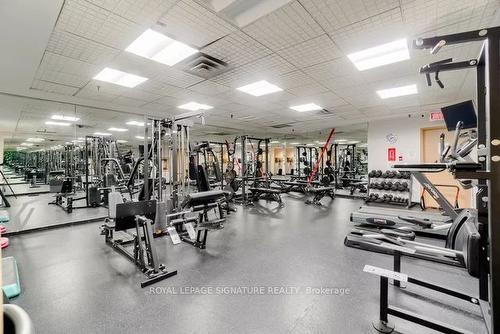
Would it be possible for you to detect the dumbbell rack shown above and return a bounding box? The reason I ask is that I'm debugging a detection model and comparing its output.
[366,171,413,208]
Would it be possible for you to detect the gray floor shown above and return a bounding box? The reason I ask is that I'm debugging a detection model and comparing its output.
[2,191,107,233]
[4,196,487,334]
[2,183,50,196]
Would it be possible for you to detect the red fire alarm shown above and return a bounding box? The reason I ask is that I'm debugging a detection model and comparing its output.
[388,148,396,161]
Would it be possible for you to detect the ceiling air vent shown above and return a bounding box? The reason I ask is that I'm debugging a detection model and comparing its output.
[181,53,229,79]
[270,123,293,129]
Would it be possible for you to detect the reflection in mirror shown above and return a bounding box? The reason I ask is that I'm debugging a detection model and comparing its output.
[0,95,160,233]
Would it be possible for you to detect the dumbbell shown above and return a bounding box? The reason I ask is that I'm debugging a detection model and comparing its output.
[378,181,386,190]
[387,170,396,178]
[382,171,389,178]
[375,170,383,177]
[369,182,377,189]
[368,170,376,178]
[395,172,402,179]
[384,181,392,190]
[401,181,408,190]
[393,181,401,191]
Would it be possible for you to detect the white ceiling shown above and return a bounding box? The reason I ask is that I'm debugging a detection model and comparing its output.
[0,0,499,148]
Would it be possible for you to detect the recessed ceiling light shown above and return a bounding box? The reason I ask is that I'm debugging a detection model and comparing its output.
[26,138,45,142]
[45,121,71,126]
[94,132,112,136]
[377,84,418,99]
[93,68,148,88]
[51,115,80,122]
[348,38,410,71]
[237,80,283,96]
[290,103,322,112]
[290,142,300,145]
[126,29,198,66]
[178,102,213,111]
[270,140,280,144]
[135,136,151,140]
[108,127,128,132]
[21,142,34,146]
[117,140,128,143]
[126,121,145,126]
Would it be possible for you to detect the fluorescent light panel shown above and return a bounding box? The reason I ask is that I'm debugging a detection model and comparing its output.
[93,68,148,88]
[21,143,34,146]
[94,132,111,136]
[290,103,322,112]
[45,121,71,126]
[126,121,145,127]
[51,115,80,122]
[126,29,198,66]
[108,127,128,132]
[377,84,418,99]
[26,138,44,142]
[117,140,128,143]
[348,38,409,71]
[237,80,283,96]
[178,102,213,111]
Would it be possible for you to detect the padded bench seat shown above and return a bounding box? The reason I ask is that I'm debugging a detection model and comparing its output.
[248,187,283,204]
[182,190,226,208]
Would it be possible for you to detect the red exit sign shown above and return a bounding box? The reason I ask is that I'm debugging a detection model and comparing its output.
[429,111,444,121]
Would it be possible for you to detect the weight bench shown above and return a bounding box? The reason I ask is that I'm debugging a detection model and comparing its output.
[283,181,308,193]
[305,186,335,205]
[248,187,283,204]
[174,190,227,249]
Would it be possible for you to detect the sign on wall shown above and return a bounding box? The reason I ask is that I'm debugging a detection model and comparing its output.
[429,111,444,121]
[388,147,396,162]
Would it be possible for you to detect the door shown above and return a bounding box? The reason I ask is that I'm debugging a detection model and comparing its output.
[421,127,471,209]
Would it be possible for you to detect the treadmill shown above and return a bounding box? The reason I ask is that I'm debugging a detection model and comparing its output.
[351,101,478,238]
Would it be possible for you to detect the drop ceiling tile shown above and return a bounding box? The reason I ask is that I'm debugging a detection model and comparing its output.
[35,52,98,88]
[139,80,186,96]
[329,7,404,53]
[112,96,149,107]
[142,101,176,113]
[402,0,494,36]
[201,29,273,67]
[30,80,79,96]
[242,1,324,51]
[301,0,400,33]
[189,80,232,95]
[277,34,342,68]
[150,67,204,88]
[275,70,316,89]
[156,0,237,48]
[46,30,121,66]
[75,82,122,102]
[105,0,177,25]
[57,0,144,50]
[211,54,295,87]
[286,83,329,97]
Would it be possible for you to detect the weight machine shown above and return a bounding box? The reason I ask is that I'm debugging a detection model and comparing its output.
[361,26,500,334]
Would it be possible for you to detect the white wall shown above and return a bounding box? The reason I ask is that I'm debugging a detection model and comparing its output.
[368,114,445,202]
